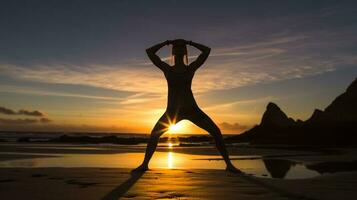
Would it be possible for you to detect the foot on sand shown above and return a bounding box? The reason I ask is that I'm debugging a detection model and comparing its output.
[226,164,243,174]
[131,164,148,173]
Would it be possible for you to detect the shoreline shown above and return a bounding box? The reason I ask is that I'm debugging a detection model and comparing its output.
[1,143,357,199]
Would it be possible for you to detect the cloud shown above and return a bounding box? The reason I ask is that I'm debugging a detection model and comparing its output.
[1,29,356,100]
[205,96,275,111]
[0,106,16,115]
[219,122,249,132]
[1,52,353,98]
[0,118,38,124]
[18,109,43,117]
[0,122,129,132]
[0,117,52,125]
[0,85,128,101]
[0,64,167,94]
[0,106,44,117]
[40,117,52,123]
[1,8,357,110]
[0,106,51,125]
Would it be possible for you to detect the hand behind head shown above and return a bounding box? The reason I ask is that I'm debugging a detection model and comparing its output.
[171,39,187,46]
[171,39,188,57]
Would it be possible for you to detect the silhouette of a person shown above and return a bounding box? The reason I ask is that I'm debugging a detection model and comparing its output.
[134,39,241,173]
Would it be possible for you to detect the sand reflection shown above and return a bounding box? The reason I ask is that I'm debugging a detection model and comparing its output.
[0,144,321,179]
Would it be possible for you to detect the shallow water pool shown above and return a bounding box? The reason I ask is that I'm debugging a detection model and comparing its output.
[0,151,321,179]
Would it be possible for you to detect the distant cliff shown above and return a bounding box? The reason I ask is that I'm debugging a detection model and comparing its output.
[226,78,357,145]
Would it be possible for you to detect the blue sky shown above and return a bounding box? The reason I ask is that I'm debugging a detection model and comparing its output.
[0,0,356,133]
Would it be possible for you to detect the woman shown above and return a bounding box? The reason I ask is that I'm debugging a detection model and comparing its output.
[134,39,241,173]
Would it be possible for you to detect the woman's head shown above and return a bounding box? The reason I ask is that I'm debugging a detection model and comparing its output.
[171,39,188,65]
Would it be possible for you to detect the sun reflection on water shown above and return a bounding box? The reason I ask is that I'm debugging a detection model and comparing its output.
[168,152,173,168]
[167,141,174,168]
[0,149,321,179]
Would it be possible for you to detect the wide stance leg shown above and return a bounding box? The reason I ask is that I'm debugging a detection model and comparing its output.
[133,113,171,172]
[187,109,241,173]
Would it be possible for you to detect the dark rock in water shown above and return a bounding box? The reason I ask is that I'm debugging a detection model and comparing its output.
[178,135,212,143]
[10,133,213,145]
[226,77,357,145]
[48,134,148,145]
[306,160,357,174]
[261,102,296,128]
[17,137,31,142]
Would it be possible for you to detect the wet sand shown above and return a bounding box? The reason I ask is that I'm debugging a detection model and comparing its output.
[1,144,357,199]
[0,142,320,156]
[0,168,289,200]
[1,167,357,200]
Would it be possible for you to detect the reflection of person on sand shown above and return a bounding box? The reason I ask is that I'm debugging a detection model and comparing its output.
[133,39,241,173]
[263,159,295,178]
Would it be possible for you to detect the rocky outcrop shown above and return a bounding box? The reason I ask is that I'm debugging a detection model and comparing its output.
[323,78,357,122]
[305,109,324,123]
[226,78,357,145]
[260,102,296,128]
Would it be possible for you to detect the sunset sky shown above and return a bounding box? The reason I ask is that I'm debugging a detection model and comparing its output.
[0,0,357,134]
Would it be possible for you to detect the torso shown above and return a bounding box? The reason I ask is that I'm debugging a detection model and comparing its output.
[164,66,198,113]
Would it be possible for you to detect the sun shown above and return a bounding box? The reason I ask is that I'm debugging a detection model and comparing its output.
[168,123,184,133]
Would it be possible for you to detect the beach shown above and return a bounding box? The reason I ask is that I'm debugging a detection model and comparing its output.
[1,143,357,199]
[1,168,357,200]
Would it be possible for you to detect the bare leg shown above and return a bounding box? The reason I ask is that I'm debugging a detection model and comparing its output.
[187,108,242,173]
[133,113,171,172]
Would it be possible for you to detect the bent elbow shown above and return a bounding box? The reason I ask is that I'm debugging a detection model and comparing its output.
[146,48,154,57]
[205,48,211,54]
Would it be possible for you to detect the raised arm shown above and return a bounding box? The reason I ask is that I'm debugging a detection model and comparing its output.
[146,41,171,72]
[188,41,211,71]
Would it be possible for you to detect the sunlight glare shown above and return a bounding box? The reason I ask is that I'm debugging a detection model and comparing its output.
[168,123,183,133]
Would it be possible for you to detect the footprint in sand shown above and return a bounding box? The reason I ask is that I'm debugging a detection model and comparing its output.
[65,179,98,188]
[31,174,47,178]
[0,179,15,183]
